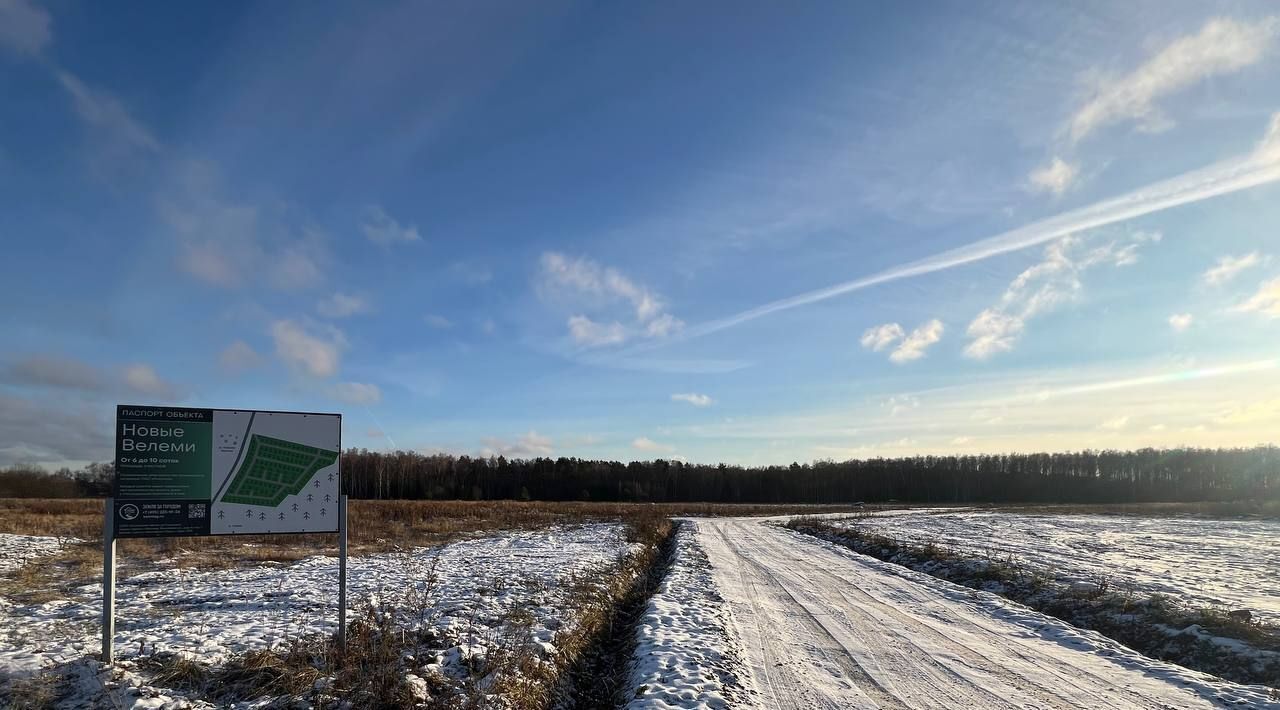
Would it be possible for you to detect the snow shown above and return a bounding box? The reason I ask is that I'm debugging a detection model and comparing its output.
[837,510,1280,623]
[0,532,79,573]
[696,517,1280,709]
[625,523,750,709]
[0,524,636,707]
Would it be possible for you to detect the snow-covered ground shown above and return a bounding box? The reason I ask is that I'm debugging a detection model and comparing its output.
[834,510,1280,623]
[697,517,1280,709]
[626,523,751,709]
[0,533,79,574]
[0,524,636,706]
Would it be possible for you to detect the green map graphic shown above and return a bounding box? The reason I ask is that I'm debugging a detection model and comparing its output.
[219,435,338,507]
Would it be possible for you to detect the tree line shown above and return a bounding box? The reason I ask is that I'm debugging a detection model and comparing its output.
[3,446,1275,503]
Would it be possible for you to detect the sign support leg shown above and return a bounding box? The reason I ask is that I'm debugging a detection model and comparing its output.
[101,497,116,664]
[338,494,348,657]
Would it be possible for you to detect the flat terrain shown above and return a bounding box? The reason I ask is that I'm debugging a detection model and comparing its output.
[697,517,1278,709]
[839,509,1280,624]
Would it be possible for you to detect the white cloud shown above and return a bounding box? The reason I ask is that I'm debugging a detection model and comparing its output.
[677,113,1280,343]
[671,392,713,407]
[859,323,905,352]
[328,381,381,405]
[1029,157,1077,196]
[540,252,682,347]
[317,292,370,318]
[883,394,920,416]
[163,162,326,291]
[218,340,262,372]
[1202,252,1264,285]
[1099,415,1131,431]
[1168,313,1193,332]
[424,314,453,329]
[270,320,342,378]
[950,436,972,445]
[122,364,180,400]
[362,205,421,245]
[56,71,160,158]
[632,436,674,453]
[479,431,553,458]
[965,234,1155,358]
[1068,17,1278,142]
[889,320,944,363]
[1232,276,1280,318]
[567,315,627,346]
[0,0,51,55]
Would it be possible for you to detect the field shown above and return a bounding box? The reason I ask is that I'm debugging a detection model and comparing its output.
[3,499,1279,708]
[831,508,1280,624]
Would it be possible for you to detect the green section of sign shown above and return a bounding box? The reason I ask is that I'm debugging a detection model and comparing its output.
[220,435,338,507]
[115,418,212,500]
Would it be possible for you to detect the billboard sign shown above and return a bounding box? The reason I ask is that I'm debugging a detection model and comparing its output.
[113,406,341,538]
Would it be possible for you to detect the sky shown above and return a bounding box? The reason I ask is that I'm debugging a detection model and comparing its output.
[2,0,1279,469]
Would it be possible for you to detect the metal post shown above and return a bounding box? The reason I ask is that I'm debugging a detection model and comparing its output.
[101,497,116,664]
[338,494,348,655]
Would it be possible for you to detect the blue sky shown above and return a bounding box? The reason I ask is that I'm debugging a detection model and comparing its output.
[2,0,1279,468]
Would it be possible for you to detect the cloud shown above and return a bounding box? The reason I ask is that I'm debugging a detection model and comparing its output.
[883,394,920,417]
[672,114,1280,343]
[889,320,944,363]
[1168,313,1193,332]
[56,70,160,159]
[671,392,713,407]
[1232,276,1280,318]
[317,292,370,318]
[328,381,381,405]
[964,234,1154,358]
[950,436,972,445]
[632,436,674,453]
[567,315,627,346]
[162,162,326,291]
[1203,252,1264,285]
[0,0,51,56]
[122,364,181,400]
[1068,17,1278,142]
[2,355,105,392]
[859,323,905,352]
[540,252,682,347]
[479,431,553,458]
[424,314,453,329]
[1,355,180,399]
[219,341,263,372]
[362,205,421,245]
[1029,157,1077,196]
[270,320,343,377]
[1099,415,1131,431]
[0,394,113,466]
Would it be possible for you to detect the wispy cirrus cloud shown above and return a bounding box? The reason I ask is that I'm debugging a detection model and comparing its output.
[1028,157,1077,196]
[860,320,943,363]
[362,205,421,245]
[673,113,1280,344]
[671,392,713,407]
[270,320,344,378]
[859,323,904,352]
[317,292,371,318]
[540,252,683,347]
[0,0,51,56]
[1232,277,1280,318]
[1068,16,1278,142]
[965,233,1157,359]
[1203,252,1265,285]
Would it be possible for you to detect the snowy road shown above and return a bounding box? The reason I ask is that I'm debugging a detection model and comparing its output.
[698,518,1277,709]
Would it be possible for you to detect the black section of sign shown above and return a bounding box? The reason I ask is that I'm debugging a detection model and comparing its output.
[116,405,213,422]
[113,499,212,538]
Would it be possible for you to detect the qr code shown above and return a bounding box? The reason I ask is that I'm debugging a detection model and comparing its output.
[189,503,207,519]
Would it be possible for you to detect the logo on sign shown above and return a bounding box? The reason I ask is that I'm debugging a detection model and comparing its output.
[119,504,140,521]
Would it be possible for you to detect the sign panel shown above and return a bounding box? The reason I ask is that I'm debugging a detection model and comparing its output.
[114,406,341,538]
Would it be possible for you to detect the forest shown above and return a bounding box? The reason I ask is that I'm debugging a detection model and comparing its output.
[2,446,1276,503]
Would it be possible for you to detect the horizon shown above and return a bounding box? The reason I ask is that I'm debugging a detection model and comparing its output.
[2,1,1280,470]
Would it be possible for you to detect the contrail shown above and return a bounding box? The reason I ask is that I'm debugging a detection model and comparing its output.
[680,115,1280,341]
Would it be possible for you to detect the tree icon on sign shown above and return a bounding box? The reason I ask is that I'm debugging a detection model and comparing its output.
[303,511,310,520]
